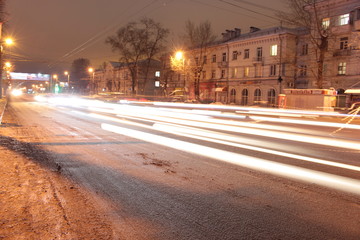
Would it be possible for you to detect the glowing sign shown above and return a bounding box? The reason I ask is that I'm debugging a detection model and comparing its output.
[9,72,50,81]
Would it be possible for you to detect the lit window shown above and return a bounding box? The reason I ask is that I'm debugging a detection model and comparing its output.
[322,18,330,29]
[339,14,350,25]
[338,62,346,75]
[270,45,278,56]
[232,68,238,78]
[155,71,160,77]
[244,67,250,77]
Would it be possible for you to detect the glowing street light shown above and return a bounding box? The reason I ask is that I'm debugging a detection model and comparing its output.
[171,50,186,91]
[88,67,95,94]
[0,37,15,98]
[4,61,11,68]
[64,71,70,88]
[4,38,13,46]
[175,51,184,61]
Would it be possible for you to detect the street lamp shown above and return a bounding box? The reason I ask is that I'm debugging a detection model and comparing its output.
[51,74,58,93]
[174,51,186,90]
[64,71,70,89]
[0,37,14,98]
[88,67,95,94]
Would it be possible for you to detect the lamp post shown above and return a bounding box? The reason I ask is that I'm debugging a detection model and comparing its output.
[64,71,70,90]
[174,51,186,89]
[0,37,14,98]
[88,67,94,94]
[51,74,58,93]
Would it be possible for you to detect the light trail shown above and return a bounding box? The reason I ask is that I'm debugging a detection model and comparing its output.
[72,111,360,173]
[83,104,360,151]
[113,111,360,151]
[150,101,357,118]
[101,123,360,196]
[152,123,360,172]
[38,97,360,150]
[250,116,360,130]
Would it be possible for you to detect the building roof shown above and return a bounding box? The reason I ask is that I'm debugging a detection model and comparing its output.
[224,26,306,44]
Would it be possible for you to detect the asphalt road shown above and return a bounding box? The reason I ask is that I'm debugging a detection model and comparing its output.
[6,95,360,239]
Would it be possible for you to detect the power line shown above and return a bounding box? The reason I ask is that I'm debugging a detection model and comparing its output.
[218,0,281,22]
[190,0,278,25]
[50,0,162,68]
[233,0,280,13]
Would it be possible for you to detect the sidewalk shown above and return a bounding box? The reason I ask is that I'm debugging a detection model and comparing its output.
[0,97,7,124]
[0,96,114,239]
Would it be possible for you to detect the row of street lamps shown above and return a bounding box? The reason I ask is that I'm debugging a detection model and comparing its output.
[0,37,14,98]
[50,67,94,94]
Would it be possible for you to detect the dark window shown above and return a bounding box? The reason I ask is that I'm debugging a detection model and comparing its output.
[299,65,307,77]
[232,51,238,60]
[211,70,216,79]
[212,54,216,63]
[230,89,236,103]
[244,49,250,59]
[241,89,248,105]
[302,44,308,55]
[222,52,227,62]
[221,69,225,78]
[254,88,262,104]
[268,89,276,106]
[195,57,199,65]
[340,37,348,50]
[256,47,263,60]
[270,65,277,76]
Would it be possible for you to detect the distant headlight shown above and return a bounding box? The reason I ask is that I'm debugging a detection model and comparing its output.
[11,89,23,96]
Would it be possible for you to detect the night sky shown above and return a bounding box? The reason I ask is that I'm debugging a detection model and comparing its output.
[6,0,286,77]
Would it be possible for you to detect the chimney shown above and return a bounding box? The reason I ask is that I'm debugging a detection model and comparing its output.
[250,26,260,33]
[222,29,232,41]
[234,28,241,37]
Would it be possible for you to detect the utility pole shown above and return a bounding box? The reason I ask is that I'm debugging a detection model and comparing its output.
[0,22,3,98]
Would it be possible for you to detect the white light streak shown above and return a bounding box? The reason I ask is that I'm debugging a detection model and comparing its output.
[152,123,360,172]
[113,111,360,151]
[101,123,360,196]
[251,116,360,130]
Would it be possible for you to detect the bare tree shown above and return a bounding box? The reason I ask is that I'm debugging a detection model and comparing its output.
[106,18,169,95]
[278,0,331,89]
[182,20,217,100]
[0,0,5,23]
[71,58,91,92]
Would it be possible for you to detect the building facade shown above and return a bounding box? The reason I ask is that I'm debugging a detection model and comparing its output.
[93,0,360,107]
[167,0,360,106]
[170,26,300,106]
[93,59,161,96]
